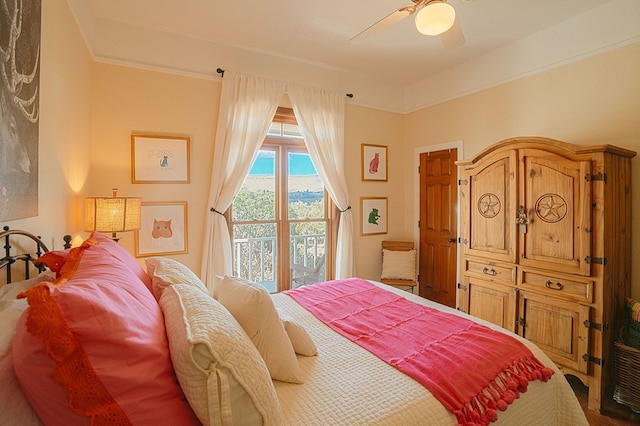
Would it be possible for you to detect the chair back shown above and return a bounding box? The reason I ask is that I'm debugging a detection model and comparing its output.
[380,240,417,293]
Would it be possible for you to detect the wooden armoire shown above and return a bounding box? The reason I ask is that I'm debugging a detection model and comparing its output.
[456,136,635,412]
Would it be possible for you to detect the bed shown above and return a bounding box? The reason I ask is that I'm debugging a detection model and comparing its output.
[0,227,588,425]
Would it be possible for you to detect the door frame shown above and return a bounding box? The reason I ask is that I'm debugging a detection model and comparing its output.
[413,140,464,304]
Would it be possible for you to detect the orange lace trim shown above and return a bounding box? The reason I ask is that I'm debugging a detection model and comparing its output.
[19,236,131,425]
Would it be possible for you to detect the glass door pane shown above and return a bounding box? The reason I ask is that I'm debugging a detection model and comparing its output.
[288,152,324,219]
[234,150,276,221]
[231,149,278,292]
[288,151,326,288]
[290,222,326,288]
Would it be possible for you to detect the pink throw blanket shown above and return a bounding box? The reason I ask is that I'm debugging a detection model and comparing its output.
[285,278,554,426]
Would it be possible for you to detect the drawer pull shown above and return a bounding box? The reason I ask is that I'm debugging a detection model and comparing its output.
[482,267,497,276]
[544,280,564,290]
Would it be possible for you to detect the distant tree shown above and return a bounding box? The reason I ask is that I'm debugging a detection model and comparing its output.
[233,188,274,221]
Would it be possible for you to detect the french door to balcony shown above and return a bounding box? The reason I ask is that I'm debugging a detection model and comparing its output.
[230,142,330,293]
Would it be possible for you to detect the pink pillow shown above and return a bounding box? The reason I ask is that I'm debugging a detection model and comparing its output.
[13,233,198,425]
[36,232,152,291]
[85,231,153,290]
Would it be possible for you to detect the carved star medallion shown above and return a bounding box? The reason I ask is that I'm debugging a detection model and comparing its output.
[478,193,501,218]
[535,194,567,223]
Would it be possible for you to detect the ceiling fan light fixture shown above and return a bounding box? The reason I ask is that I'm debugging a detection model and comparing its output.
[415,1,456,36]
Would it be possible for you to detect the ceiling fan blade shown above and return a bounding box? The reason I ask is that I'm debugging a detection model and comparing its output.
[439,16,465,49]
[350,6,415,44]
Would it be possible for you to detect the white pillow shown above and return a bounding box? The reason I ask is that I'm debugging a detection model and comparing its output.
[159,284,283,425]
[0,271,55,312]
[278,309,317,357]
[0,300,43,426]
[146,257,209,300]
[217,276,303,383]
[381,249,417,281]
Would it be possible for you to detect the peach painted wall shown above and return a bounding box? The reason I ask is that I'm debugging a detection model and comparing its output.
[344,105,404,279]
[88,66,404,278]
[404,42,640,298]
[90,64,219,273]
[3,0,92,253]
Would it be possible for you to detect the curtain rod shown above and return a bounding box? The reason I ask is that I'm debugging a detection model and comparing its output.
[216,68,353,98]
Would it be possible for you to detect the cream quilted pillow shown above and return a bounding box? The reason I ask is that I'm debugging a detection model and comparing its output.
[146,257,209,300]
[159,284,283,425]
[278,309,317,357]
[217,276,303,383]
[381,249,417,281]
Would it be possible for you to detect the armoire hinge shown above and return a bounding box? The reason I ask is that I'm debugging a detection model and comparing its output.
[515,318,525,327]
[583,320,607,332]
[585,173,607,183]
[458,179,468,186]
[458,237,468,244]
[585,256,607,265]
[582,354,604,366]
[457,283,467,291]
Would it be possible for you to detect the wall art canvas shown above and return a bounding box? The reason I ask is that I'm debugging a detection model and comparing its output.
[0,0,41,221]
[361,143,387,181]
[361,197,388,236]
[132,134,190,183]
[135,201,188,257]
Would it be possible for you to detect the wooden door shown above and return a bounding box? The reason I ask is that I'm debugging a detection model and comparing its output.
[418,149,457,307]
[518,149,591,276]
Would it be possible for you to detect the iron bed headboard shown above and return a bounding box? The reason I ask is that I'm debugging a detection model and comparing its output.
[1,226,72,284]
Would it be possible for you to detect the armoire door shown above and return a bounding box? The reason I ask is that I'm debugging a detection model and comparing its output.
[460,150,517,264]
[459,276,517,332]
[518,149,592,276]
[518,290,590,374]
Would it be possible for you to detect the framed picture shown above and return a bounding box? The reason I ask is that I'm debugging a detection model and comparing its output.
[131,134,190,183]
[0,1,41,221]
[361,197,388,236]
[361,143,388,181]
[135,201,188,257]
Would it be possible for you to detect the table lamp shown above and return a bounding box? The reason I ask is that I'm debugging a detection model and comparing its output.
[84,188,142,242]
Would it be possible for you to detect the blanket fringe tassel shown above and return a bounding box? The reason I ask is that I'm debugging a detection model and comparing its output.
[454,357,554,426]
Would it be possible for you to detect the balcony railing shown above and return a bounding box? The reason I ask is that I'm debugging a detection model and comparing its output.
[232,234,325,292]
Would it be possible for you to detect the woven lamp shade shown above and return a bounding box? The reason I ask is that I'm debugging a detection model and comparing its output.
[84,190,142,236]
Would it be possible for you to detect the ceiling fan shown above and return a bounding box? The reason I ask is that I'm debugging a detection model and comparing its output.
[350,0,466,49]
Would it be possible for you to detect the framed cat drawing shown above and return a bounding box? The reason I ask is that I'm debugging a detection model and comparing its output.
[135,201,188,257]
[360,197,388,236]
[131,134,190,183]
[361,143,387,181]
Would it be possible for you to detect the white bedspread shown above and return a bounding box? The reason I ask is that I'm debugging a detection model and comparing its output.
[272,281,588,426]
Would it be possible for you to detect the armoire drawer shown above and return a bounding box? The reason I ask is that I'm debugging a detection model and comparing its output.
[519,269,593,304]
[464,258,516,284]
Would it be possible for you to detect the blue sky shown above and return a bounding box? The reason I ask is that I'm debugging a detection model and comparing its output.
[249,151,317,176]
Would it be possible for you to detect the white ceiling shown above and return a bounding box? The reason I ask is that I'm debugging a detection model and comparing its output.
[67,0,640,112]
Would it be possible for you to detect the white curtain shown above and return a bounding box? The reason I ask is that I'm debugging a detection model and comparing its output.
[288,85,355,278]
[201,72,286,290]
